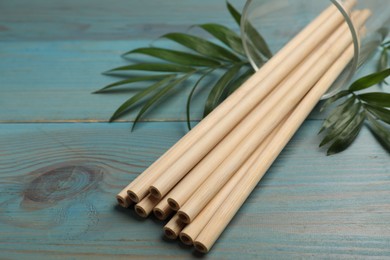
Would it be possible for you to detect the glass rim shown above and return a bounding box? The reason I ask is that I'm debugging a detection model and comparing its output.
[240,0,361,99]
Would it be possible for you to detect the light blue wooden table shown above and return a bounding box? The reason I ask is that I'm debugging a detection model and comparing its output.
[1,1,389,259]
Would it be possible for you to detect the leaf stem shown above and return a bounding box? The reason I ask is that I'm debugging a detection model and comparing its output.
[186,68,216,130]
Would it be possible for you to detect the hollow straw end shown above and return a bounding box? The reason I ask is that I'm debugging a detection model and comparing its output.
[167,198,181,211]
[134,205,149,218]
[149,185,162,199]
[163,227,179,240]
[127,190,141,203]
[179,232,194,245]
[194,241,209,254]
[177,211,192,224]
[153,208,168,220]
[116,194,132,208]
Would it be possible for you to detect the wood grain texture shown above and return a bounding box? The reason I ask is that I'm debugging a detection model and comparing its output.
[0,0,243,41]
[0,40,218,123]
[0,0,382,123]
[0,121,389,259]
[0,0,248,123]
[0,39,382,123]
[1,0,389,258]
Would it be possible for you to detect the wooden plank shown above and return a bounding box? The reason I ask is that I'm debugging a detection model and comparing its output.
[0,40,217,123]
[0,39,382,123]
[0,0,244,41]
[1,0,246,123]
[0,121,389,259]
[0,0,385,123]
[0,39,324,123]
[0,0,328,42]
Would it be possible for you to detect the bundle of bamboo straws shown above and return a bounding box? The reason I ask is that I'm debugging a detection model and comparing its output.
[116,0,370,253]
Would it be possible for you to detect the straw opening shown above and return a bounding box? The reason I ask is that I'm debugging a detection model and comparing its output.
[116,196,126,207]
[135,206,147,217]
[194,242,208,253]
[127,191,139,203]
[168,198,180,210]
[150,186,161,198]
[153,209,165,220]
[179,233,193,245]
[177,212,190,223]
[164,228,176,239]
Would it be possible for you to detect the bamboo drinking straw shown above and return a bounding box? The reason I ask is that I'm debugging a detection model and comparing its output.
[166,63,308,210]
[149,6,353,199]
[163,214,186,240]
[116,194,133,209]
[193,41,360,253]
[153,198,173,220]
[134,193,161,218]
[165,78,295,211]
[176,10,368,223]
[116,0,356,206]
[179,124,281,245]
[167,9,357,211]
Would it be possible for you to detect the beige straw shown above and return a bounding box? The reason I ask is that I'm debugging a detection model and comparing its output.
[177,10,368,223]
[163,214,186,240]
[116,0,356,205]
[179,123,281,245]
[149,4,354,199]
[167,7,354,210]
[134,193,160,218]
[153,198,173,220]
[116,192,133,208]
[193,40,361,253]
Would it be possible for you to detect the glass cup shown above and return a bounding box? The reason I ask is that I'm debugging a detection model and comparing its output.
[241,0,390,99]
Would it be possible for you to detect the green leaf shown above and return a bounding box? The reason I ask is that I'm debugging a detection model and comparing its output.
[327,111,365,155]
[320,102,361,147]
[383,40,390,47]
[198,23,245,55]
[319,96,356,133]
[245,23,273,59]
[320,90,350,112]
[203,66,242,117]
[358,92,390,107]
[245,42,265,65]
[378,27,389,41]
[378,48,389,72]
[225,67,254,96]
[226,2,241,26]
[132,72,195,130]
[123,47,221,67]
[367,114,390,152]
[349,68,390,92]
[227,1,272,59]
[94,74,174,93]
[109,75,176,122]
[186,70,214,130]
[162,33,241,62]
[365,104,390,124]
[105,63,195,73]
